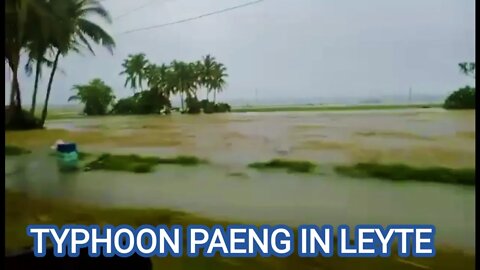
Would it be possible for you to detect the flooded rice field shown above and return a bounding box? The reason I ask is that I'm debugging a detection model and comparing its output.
[5,108,475,251]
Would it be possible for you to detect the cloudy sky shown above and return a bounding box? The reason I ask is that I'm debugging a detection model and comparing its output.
[5,0,476,105]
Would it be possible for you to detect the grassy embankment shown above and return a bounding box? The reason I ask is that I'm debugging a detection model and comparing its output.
[5,190,475,270]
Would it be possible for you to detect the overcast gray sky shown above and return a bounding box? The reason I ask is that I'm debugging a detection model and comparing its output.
[5,0,476,105]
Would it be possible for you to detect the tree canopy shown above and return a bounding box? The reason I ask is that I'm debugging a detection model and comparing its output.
[69,78,116,115]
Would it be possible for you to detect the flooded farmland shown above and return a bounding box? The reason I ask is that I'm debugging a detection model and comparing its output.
[5,108,475,251]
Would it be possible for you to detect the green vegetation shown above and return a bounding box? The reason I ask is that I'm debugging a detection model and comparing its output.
[6,190,475,270]
[459,62,475,78]
[444,86,475,110]
[443,62,475,110]
[5,145,31,156]
[117,53,229,115]
[85,154,205,173]
[156,156,206,165]
[5,0,115,130]
[68,79,116,116]
[232,103,441,113]
[335,163,475,186]
[85,154,161,173]
[249,159,316,173]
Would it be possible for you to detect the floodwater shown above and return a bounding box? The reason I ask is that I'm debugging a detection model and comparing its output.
[5,108,475,251]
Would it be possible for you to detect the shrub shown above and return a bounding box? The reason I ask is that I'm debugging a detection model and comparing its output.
[444,86,475,109]
[249,159,316,173]
[68,79,115,116]
[5,145,31,156]
[200,99,216,114]
[5,108,42,130]
[111,97,137,114]
[215,103,231,113]
[111,91,171,115]
[185,96,201,114]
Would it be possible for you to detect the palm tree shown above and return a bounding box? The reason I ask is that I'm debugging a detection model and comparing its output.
[170,61,198,111]
[5,0,50,112]
[24,48,53,115]
[120,53,149,93]
[198,54,217,101]
[40,0,115,126]
[211,62,228,102]
[145,63,172,98]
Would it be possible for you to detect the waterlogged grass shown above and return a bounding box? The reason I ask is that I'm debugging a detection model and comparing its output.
[5,190,475,270]
[156,156,205,165]
[232,103,442,113]
[5,145,31,156]
[249,159,316,173]
[335,163,475,186]
[85,154,205,173]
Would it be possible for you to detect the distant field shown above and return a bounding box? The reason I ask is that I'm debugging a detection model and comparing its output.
[231,103,443,112]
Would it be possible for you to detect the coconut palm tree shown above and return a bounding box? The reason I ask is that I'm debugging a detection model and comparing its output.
[211,62,228,103]
[24,48,54,115]
[5,0,50,111]
[198,54,217,101]
[40,0,115,126]
[145,63,173,98]
[120,53,149,93]
[170,61,198,111]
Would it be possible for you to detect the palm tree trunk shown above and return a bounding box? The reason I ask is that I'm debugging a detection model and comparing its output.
[41,50,61,126]
[30,59,41,115]
[180,92,184,111]
[213,90,216,103]
[7,51,21,109]
[13,67,22,109]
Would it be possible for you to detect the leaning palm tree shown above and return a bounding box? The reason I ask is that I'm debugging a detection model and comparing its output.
[5,0,50,112]
[211,62,228,102]
[120,53,149,93]
[24,47,54,115]
[40,0,115,126]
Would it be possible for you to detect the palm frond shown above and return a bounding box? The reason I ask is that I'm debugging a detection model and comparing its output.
[77,18,115,54]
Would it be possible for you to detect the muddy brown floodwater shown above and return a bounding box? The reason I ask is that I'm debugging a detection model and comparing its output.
[5,108,475,252]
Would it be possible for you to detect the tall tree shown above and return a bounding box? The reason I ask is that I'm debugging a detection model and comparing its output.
[145,63,173,98]
[211,62,228,102]
[24,50,53,114]
[40,0,115,126]
[120,53,149,93]
[198,54,217,101]
[170,61,198,111]
[5,0,50,112]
